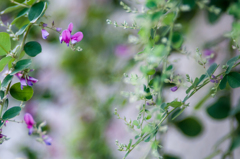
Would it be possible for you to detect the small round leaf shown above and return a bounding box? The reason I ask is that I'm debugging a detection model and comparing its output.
[10,83,34,101]
[24,41,42,57]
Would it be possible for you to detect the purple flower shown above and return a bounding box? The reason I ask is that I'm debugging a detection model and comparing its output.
[115,45,129,57]
[15,72,38,90]
[59,22,83,46]
[210,74,222,83]
[170,86,178,92]
[42,23,48,27]
[42,135,52,145]
[24,113,35,135]
[203,49,216,64]
[41,29,49,39]
[56,28,62,32]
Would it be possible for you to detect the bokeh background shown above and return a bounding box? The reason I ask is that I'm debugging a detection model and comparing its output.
[0,0,240,159]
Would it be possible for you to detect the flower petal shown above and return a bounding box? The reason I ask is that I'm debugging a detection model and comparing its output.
[56,28,62,32]
[71,32,83,44]
[61,30,71,46]
[20,77,27,89]
[170,86,178,92]
[68,22,73,33]
[28,76,38,83]
[41,29,49,40]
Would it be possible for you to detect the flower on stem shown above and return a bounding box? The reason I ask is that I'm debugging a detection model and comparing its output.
[56,28,62,32]
[42,135,52,145]
[41,29,49,40]
[170,86,178,92]
[15,72,38,90]
[24,113,35,135]
[203,49,216,64]
[210,75,223,83]
[59,22,83,46]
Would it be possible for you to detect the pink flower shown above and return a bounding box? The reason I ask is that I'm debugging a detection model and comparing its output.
[24,113,35,135]
[59,22,83,46]
[15,72,38,90]
[41,29,49,39]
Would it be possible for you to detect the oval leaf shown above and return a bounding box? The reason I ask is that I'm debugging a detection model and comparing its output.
[0,5,23,15]
[10,83,34,101]
[0,56,12,72]
[227,72,240,88]
[24,41,42,57]
[28,2,47,23]
[175,117,203,137]
[2,106,21,120]
[1,74,13,89]
[0,32,11,56]
[206,96,231,120]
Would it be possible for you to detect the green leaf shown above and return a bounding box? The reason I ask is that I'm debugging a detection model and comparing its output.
[196,74,206,85]
[12,15,30,29]
[10,59,32,75]
[167,100,182,108]
[127,139,132,149]
[206,96,231,120]
[10,83,34,101]
[2,106,21,120]
[227,72,240,88]
[25,0,37,5]
[28,2,47,23]
[175,117,203,137]
[182,0,196,10]
[0,5,23,15]
[171,32,183,49]
[133,120,139,126]
[0,56,12,72]
[0,121,4,129]
[15,24,29,36]
[8,58,15,69]
[219,75,227,90]
[0,32,11,56]
[206,63,218,77]
[1,74,13,88]
[146,1,157,9]
[24,41,42,57]
[163,12,175,25]
[172,107,185,120]
[163,154,181,159]
[228,3,240,19]
[2,99,9,115]
[230,135,240,151]
[0,91,4,99]
[226,55,240,74]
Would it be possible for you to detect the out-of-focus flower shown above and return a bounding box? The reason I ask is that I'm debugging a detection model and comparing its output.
[59,22,83,46]
[210,75,223,83]
[56,28,62,32]
[42,135,52,145]
[24,113,35,135]
[41,29,49,39]
[42,23,48,27]
[203,49,216,64]
[170,86,178,92]
[115,45,129,57]
[15,72,38,89]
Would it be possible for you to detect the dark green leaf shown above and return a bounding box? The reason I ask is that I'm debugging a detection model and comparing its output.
[226,55,240,74]
[0,91,4,99]
[182,0,196,10]
[206,96,231,120]
[172,107,185,120]
[219,75,227,90]
[196,74,206,85]
[167,100,182,108]
[163,154,181,159]
[175,117,203,137]
[28,2,47,23]
[10,83,34,101]
[1,74,13,88]
[24,41,42,57]
[16,24,29,36]
[10,59,32,75]
[146,1,157,9]
[2,106,21,120]
[171,32,183,49]
[206,63,218,77]
[2,99,9,115]
[227,72,240,88]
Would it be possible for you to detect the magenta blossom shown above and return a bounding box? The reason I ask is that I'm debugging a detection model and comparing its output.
[59,22,83,46]
[170,86,178,92]
[42,135,52,145]
[24,113,35,135]
[41,29,49,39]
[15,72,38,90]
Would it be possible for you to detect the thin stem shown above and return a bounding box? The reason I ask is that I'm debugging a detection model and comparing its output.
[10,0,30,8]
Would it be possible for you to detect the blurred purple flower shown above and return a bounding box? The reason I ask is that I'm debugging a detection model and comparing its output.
[42,135,52,145]
[41,29,49,39]
[24,113,35,135]
[170,86,178,92]
[115,45,129,57]
[15,72,38,89]
[42,23,48,27]
[56,28,62,32]
[59,22,83,46]
[203,49,216,64]
[210,74,223,83]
